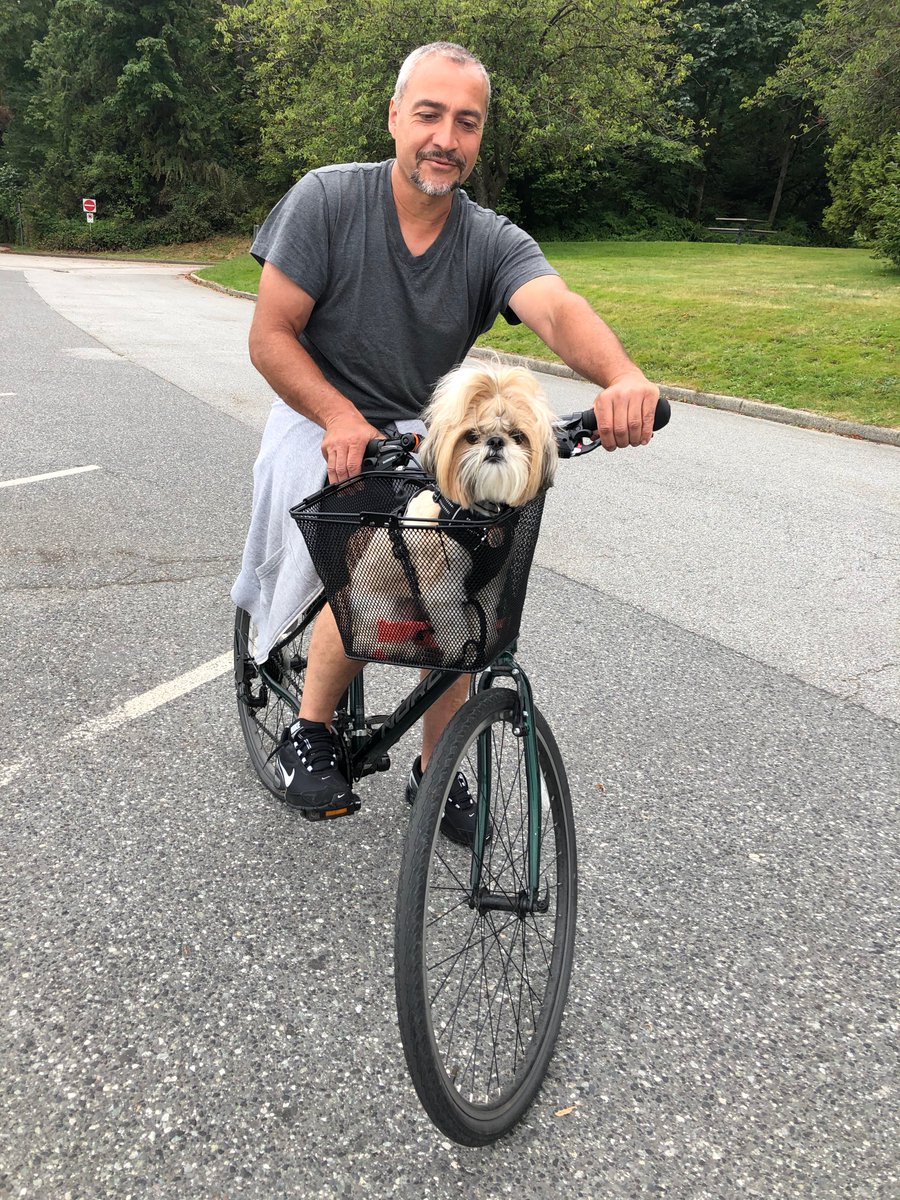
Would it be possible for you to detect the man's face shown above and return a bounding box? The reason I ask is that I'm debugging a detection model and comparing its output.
[388,56,488,198]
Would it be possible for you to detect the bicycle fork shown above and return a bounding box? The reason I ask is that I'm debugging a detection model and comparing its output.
[471,653,550,917]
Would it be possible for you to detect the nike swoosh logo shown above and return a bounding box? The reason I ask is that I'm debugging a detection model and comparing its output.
[282,766,295,787]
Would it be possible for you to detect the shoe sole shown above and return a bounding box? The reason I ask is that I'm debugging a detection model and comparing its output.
[278,764,359,815]
[283,790,356,813]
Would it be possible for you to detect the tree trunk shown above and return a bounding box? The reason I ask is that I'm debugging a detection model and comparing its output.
[768,134,794,227]
[471,157,508,212]
[692,170,706,222]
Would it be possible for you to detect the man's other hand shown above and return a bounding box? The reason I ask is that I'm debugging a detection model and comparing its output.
[592,372,661,451]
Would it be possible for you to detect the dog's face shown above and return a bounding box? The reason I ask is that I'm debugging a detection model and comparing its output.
[419,365,557,509]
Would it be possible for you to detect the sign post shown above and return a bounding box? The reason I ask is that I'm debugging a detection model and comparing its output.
[82,198,96,246]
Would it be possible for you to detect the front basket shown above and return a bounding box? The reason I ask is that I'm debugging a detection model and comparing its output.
[290,472,545,671]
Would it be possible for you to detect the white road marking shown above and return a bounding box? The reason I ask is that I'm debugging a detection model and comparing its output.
[0,762,25,789]
[1,652,233,790]
[61,652,233,747]
[0,392,17,397]
[0,464,101,489]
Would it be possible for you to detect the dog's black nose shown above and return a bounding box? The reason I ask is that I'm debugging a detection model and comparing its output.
[486,436,505,452]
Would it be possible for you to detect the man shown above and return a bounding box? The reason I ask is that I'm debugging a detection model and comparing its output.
[233,41,659,841]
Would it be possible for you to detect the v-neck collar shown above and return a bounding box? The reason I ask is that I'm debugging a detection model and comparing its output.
[383,159,461,267]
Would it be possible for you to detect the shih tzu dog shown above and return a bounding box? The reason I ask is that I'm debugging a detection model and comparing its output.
[344,363,558,663]
[410,362,558,516]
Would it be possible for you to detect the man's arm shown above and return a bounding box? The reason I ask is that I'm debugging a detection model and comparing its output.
[509,274,660,451]
[249,261,382,481]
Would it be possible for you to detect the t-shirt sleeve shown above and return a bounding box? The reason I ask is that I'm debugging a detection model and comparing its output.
[250,173,331,301]
[490,219,558,327]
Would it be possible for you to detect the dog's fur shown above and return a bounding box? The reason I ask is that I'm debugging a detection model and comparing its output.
[411,363,558,515]
[345,364,557,661]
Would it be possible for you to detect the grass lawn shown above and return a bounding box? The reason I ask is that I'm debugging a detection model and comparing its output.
[197,242,899,428]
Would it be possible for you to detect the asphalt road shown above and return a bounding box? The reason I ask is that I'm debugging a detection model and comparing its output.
[1,255,898,1199]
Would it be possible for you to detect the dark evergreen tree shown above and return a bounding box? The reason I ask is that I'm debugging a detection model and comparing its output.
[6,0,252,235]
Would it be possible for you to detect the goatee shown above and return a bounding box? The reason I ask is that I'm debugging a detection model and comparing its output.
[410,170,462,198]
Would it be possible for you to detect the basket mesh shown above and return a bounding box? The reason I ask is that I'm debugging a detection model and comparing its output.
[290,473,545,670]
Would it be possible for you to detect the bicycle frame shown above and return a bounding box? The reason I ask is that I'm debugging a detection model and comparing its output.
[343,666,463,779]
[261,638,549,915]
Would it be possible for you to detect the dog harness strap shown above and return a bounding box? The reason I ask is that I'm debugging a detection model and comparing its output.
[435,494,515,593]
[387,523,427,615]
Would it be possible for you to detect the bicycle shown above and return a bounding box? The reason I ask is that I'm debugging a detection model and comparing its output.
[233,398,671,1145]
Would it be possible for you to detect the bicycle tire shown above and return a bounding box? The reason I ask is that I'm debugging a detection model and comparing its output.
[233,604,315,798]
[394,687,577,1145]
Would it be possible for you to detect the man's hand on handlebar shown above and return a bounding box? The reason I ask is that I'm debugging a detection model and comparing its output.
[591,372,661,451]
[321,410,385,483]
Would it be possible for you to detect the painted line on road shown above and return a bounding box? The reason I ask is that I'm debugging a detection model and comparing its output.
[0,464,101,489]
[61,651,233,747]
[1,652,233,790]
[0,392,17,397]
[1,762,25,789]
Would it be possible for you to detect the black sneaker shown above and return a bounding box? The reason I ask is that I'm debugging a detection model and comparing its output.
[277,719,357,813]
[406,756,492,847]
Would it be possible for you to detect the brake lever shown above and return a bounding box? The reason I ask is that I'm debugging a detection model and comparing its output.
[554,415,604,459]
[361,431,423,472]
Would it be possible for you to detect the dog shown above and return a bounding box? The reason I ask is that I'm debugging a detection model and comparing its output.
[343,363,558,664]
[410,362,558,516]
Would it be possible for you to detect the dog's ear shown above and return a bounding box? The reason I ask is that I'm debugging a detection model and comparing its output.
[534,420,558,494]
[518,382,558,498]
[418,428,439,478]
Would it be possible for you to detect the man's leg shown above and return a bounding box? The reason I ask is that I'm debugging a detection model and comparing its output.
[420,672,469,768]
[410,671,483,847]
[277,602,362,810]
[298,602,364,725]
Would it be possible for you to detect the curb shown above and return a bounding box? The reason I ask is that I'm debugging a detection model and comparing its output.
[186,273,900,449]
[189,271,258,301]
[2,246,212,266]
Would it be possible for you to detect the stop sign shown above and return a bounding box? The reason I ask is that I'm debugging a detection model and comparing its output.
[82,198,97,213]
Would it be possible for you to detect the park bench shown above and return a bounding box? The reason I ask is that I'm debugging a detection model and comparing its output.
[707,217,776,244]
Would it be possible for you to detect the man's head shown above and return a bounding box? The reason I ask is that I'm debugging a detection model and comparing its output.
[389,43,490,198]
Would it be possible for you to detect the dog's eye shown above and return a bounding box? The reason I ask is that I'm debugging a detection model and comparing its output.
[464,430,480,444]
[510,430,526,445]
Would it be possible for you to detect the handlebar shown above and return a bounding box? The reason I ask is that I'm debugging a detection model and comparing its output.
[555,395,671,458]
[362,394,671,468]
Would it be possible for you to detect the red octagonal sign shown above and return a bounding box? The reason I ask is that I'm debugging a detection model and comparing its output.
[82,198,97,213]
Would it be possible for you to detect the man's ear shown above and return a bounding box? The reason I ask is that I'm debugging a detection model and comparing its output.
[387,98,398,136]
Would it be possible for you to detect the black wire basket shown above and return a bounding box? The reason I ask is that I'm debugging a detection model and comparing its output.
[290,472,546,671]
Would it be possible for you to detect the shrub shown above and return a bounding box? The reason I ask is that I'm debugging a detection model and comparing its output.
[871,151,900,269]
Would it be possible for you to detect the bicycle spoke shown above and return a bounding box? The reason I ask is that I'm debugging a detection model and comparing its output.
[396,686,576,1143]
[424,712,558,1104]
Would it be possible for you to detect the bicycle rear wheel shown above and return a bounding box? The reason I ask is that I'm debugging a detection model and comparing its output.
[233,603,320,797]
[394,686,577,1145]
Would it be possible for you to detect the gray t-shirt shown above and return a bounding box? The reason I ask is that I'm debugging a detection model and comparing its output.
[251,159,557,425]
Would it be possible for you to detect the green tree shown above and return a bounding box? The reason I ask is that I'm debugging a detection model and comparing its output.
[223,0,692,211]
[8,0,251,231]
[0,0,52,127]
[755,0,900,263]
[674,0,819,223]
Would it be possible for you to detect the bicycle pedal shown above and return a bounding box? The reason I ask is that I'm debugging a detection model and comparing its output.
[359,753,391,777]
[299,796,362,822]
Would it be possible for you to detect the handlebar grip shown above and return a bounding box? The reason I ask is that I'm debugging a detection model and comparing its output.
[579,395,671,434]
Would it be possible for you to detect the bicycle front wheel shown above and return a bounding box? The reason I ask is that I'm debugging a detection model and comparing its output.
[395,687,577,1145]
